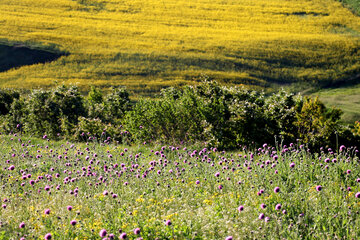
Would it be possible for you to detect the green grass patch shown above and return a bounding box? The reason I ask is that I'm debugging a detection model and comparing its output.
[0,135,359,239]
[340,0,360,15]
[312,84,360,124]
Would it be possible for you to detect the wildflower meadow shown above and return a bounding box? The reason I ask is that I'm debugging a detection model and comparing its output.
[0,0,359,239]
[0,133,359,239]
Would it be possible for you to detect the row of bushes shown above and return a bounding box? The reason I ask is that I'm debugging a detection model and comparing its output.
[0,81,359,150]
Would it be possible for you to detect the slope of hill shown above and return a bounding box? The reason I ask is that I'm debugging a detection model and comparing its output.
[0,0,359,96]
[312,83,360,124]
[341,0,360,15]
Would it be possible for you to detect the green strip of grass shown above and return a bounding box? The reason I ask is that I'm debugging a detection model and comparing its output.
[340,0,360,15]
[312,84,360,124]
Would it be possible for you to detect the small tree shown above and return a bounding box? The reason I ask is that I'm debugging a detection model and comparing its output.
[104,86,130,123]
[295,96,342,149]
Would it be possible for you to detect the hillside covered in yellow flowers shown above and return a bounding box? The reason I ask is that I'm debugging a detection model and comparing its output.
[0,0,359,96]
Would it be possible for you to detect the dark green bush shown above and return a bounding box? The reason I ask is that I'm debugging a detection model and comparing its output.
[0,81,358,149]
[17,85,87,138]
[123,81,359,149]
[103,86,130,123]
[0,89,20,115]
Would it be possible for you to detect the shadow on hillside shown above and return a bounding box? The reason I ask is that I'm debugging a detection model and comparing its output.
[0,44,66,72]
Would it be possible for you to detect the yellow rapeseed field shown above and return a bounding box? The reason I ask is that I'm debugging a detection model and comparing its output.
[0,0,359,94]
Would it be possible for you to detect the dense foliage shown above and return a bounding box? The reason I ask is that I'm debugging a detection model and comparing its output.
[0,81,359,150]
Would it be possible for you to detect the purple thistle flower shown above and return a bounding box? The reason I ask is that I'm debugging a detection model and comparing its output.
[19,222,25,228]
[260,203,266,209]
[225,236,233,240]
[238,205,244,212]
[218,184,223,190]
[44,209,51,215]
[339,145,346,152]
[67,205,73,211]
[70,220,77,226]
[355,192,360,198]
[316,185,322,192]
[275,204,282,210]
[274,187,280,193]
[346,169,351,174]
[134,228,141,235]
[44,233,52,240]
[120,232,127,239]
[99,229,107,237]
[165,219,172,226]
[259,213,265,220]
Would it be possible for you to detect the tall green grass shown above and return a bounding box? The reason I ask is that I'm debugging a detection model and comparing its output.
[0,135,359,239]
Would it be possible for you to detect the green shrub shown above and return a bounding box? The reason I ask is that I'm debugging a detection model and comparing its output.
[294,96,343,149]
[0,82,358,149]
[103,86,130,123]
[22,85,86,138]
[0,89,20,115]
[74,117,128,144]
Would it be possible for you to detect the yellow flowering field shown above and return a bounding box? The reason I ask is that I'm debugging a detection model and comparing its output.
[0,0,359,94]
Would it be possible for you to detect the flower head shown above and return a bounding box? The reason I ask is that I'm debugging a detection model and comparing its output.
[99,229,107,237]
[44,233,52,240]
[134,228,141,235]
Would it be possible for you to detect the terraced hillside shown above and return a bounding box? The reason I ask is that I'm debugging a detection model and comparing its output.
[0,0,359,98]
